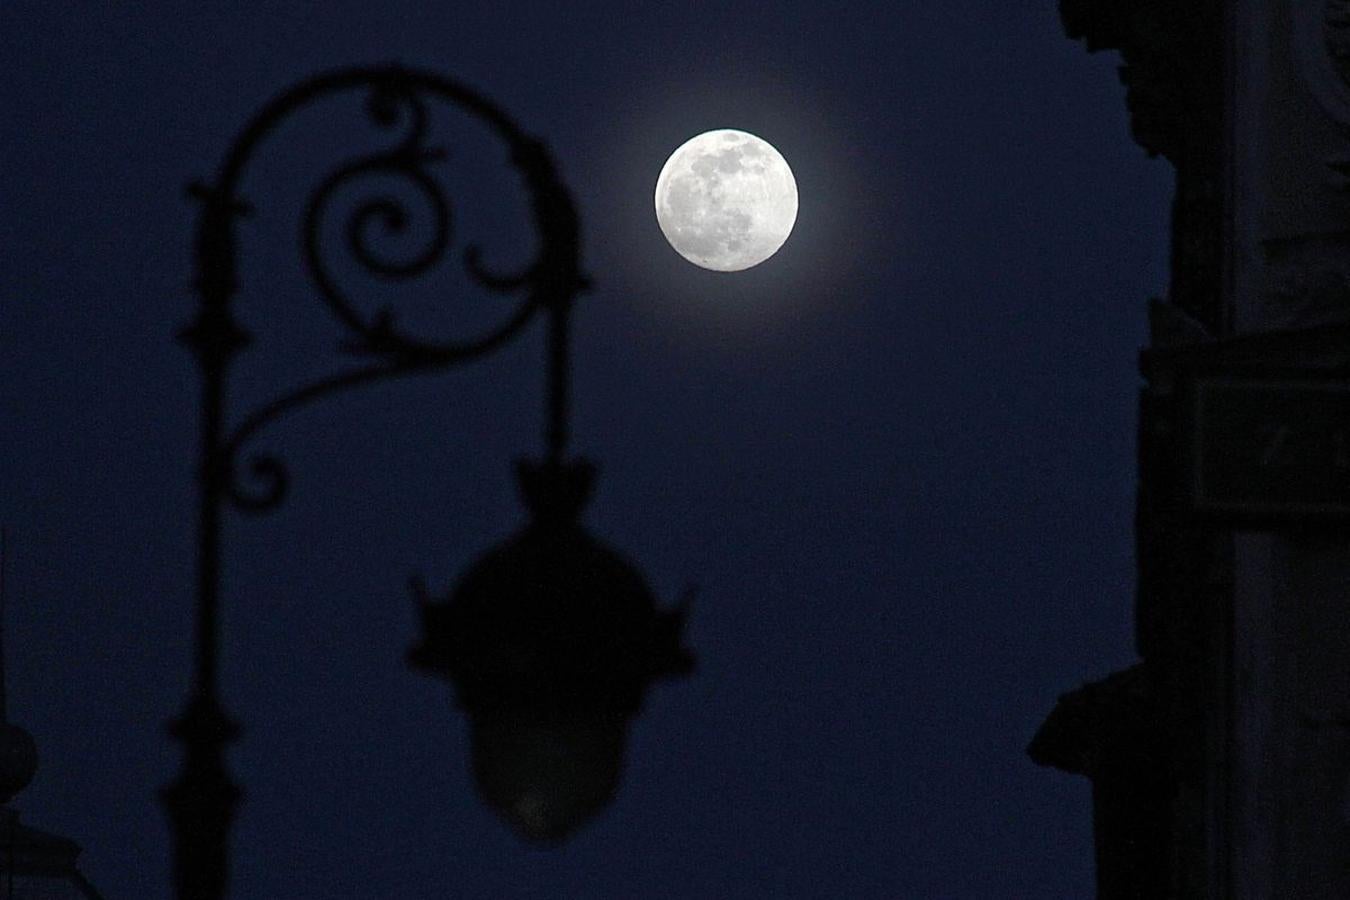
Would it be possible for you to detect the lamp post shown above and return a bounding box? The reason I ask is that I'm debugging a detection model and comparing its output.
[165,65,691,900]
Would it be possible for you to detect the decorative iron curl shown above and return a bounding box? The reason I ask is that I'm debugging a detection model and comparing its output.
[226,454,289,515]
[303,151,457,350]
[217,360,441,515]
[284,69,559,364]
[347,186,448,279]
[186,65,587,516]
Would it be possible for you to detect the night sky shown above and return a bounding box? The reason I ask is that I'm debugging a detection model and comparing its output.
[0,3,1172,897]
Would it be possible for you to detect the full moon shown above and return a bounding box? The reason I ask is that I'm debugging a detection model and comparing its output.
[654,129,798,272]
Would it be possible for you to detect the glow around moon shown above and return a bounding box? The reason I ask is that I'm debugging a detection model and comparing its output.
[654,129,798,272]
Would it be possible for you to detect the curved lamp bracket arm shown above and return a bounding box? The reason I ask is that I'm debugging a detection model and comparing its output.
[184,65,587,516]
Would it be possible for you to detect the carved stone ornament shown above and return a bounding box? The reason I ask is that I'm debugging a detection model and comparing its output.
[1295,0,1350,128]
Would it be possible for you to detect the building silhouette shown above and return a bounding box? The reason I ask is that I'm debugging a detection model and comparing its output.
[0,532,103,899]
[1033,1,1350,896]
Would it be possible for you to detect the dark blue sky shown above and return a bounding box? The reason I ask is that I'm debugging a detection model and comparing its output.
[0,2,1171,896]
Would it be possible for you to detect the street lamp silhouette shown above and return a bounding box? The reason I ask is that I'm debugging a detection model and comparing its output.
[166,65,692,900]
[410,457,692,842]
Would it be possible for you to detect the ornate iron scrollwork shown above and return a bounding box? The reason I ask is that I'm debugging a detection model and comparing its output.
[187,65,584,515]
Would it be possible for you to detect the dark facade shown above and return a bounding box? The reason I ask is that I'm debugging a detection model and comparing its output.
[1032,1,1350,896]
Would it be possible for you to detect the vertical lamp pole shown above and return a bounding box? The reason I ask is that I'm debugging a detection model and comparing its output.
[162,66,590,900]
